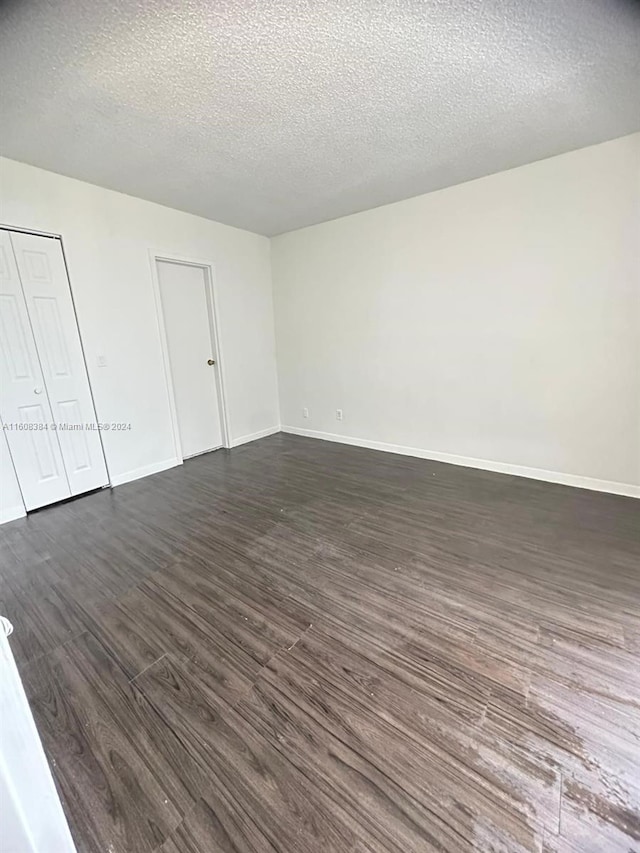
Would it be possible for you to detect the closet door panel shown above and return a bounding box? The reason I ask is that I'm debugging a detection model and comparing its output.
[10,232,109,496]
[0,230,71,510]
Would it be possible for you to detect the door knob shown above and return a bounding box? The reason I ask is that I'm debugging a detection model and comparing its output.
[207,359,215,366]
[34,387,43,394]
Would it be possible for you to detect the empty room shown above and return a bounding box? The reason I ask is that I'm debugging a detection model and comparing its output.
[0,1,638,852]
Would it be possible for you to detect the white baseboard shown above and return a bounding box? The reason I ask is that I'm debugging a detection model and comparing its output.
[281,426,639,499]
[109,457,182,487]
[230,425,281,448]
[107,427,281,489]
[0,504,27,525]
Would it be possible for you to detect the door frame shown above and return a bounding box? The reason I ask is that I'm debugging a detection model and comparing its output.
[148,250,231,462]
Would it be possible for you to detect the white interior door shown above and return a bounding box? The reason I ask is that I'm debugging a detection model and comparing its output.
[157,260,223,459]
[0,231,71,510]
[9,231,109,499]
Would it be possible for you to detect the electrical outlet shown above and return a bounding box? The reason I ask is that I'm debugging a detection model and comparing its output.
[303,407,309,419]
[97,355,107,368]
[336,408,343,421]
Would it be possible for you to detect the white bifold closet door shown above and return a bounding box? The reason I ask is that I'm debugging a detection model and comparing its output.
[0,229,108,511]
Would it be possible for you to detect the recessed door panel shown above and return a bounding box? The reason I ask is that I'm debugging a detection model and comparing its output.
[56,399,92,473]
[0,230,71,509]
[18,404,62,481]
[0,293,32,380]
[10,231,108,497]
[31,296,72,376]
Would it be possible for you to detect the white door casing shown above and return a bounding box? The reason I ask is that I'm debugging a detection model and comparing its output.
[9,231,108,497]
[156,259,223,459]
[0,230,71,510]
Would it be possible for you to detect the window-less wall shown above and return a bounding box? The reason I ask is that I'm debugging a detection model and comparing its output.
[2,135,638,522]
[272,134,640,495]
[0,157,280,520]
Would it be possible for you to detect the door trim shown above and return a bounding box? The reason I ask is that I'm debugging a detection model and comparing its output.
[148,250,231,462]
[0,223,62,239]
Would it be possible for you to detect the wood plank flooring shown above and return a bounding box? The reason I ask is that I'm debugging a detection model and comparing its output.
[1,433,639,852]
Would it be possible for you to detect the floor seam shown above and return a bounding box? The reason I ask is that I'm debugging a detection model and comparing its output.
[558,770,564,837]
[477,689,490,730]
[129,651,168,683]
[286,620,314,652]
[16,626,88,674]
[232,622,315,710]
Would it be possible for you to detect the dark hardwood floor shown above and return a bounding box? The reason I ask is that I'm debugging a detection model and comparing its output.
[1,433,639,852]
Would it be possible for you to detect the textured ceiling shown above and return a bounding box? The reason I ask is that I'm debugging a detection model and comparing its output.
[1,0,639,236]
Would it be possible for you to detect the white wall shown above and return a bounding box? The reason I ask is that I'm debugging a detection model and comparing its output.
[273,134,640,494]
[2,136,638,513]
[0,157,280,503]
